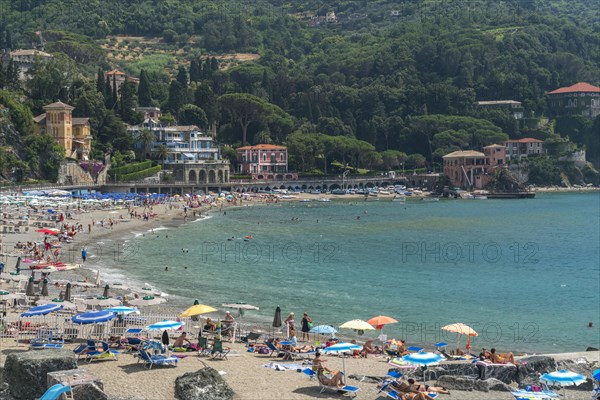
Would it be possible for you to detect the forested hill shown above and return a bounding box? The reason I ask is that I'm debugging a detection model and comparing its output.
[0,0,599,180]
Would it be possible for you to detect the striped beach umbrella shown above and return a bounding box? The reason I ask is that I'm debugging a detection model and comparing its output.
[322,342,362,377]
[147,320,184,331]
[105,306,139,314]
[401,352,444,386]
[540,370,587,399]
[21,303,64,317]
[72,310,116,324]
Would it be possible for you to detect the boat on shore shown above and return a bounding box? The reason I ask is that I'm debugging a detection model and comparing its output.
[421,197,439,202]
[392,195,406,203]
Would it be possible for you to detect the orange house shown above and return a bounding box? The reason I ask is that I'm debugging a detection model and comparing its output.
[443,144,506,189]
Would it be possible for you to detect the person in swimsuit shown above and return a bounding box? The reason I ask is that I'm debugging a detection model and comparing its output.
[490,348,516,364]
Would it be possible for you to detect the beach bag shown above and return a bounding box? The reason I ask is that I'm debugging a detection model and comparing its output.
[258,347,269,354]
[308,322,313,329]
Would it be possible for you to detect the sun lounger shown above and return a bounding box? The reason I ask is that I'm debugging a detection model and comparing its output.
[39,383,73,400]
[197,336,212,357]
[30,331,64,350]
[379,382,438,400]
[87,341,119,363]
[138,349,178,369]
[511,383,559,399]
[263,341,284,357]
[475,360,516,367]
[282,349,316,361]
[73,343,88,359]
[302,368,361,397]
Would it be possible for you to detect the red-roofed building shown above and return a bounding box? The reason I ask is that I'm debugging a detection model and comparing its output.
[504,138,546,161]
[236,144,297,180]
[547,82,600,119]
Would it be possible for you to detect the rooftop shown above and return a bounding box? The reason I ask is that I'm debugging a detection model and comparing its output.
[237,144,287,151]
[476,100,522,106]
[548,82,600,95]
[505,138,544,143]
[105,69,126,76]
[10,49,52,58]
[442,150,485,158]
[72,118,90,126]
[43,101,74,111]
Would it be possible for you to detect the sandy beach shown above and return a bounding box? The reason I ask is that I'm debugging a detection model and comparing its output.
[1,192,599,399]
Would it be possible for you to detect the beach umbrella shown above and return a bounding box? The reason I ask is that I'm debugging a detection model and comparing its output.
[35,228,59,235]
[322,342,362,377]
[41,279,49,297]
[0,272,29,282]
[36,298,76,310]
[84,297,121,307]
[367,315,398,332]
[593,368,600,381]
[540,370,587,399]
[190,299,201,321]
[147,320,184,331]
[21,303,64,317]
[128,296,166,307]
[104,306,139,315]
[273,306,282,328]
[25,277,35,296]
[401,352,444,386]
[72,310,116,324]
[102,284,110,298]
[310,325,338,335]
[15,256,21,271]
[441,323,478,353]
[0,291,21,301]
[340,319,376,335]
[179,304,217,318]
[64,283,72,302]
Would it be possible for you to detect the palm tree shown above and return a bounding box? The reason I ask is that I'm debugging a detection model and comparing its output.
[154,144,169,169]
[137,128,155,160]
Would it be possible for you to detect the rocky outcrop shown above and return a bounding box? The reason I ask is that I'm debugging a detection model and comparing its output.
[4,350,77,399]
[473,378,513,392]
[175,367,235,400]
[72,383,108,400]
[436,375,475,391]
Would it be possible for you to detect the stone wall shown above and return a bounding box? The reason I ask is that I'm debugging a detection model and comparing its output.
[58,161,109,185]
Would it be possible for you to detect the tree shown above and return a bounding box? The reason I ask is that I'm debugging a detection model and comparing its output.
[23,135,65,181]
[95,68,105,96]
[119,81,140,124]
[137,128,155,160]
[189,59,201,82]
[104,75,113,109]
[137,69,152,107]
[178,104,207,128]
[194,83,218,125]
[218,93,275,145]
[176,65,188,88]
[164,81,186,115]
[153,144,169,169]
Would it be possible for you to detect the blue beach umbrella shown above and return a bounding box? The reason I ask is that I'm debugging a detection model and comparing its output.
[72,310,116,324]
[21,303,63,317]
[593,368,600,380]
[540,370,587,399]
[310,325,337,334]
[104,306,139,315]
[322,342,362,377]
[146,320,184,331]
[401,352,444,386]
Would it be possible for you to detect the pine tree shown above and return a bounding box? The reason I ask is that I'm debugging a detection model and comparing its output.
[0,63,6,89]
[189,59,200,82]
[176,65,188,88]
[96,68,105,95]
[137,69,152,107]
[5,60,19,90]
[210,57,219,71]
[104,76,113,109]
[165,80,185,116]
[5,30,12,50]
[112,75,118,109]
[261,70,272,100]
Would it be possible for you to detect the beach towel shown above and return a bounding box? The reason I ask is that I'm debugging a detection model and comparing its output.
[263,362,302,371]
[476,360,516,367]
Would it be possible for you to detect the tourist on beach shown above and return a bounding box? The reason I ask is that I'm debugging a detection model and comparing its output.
[490,348,517,364]
[389,380,437,400]
[173,332,191,348]
[81,247,87,263]
[223,311,235,335]
[407,378,449,394]
[285,311,295,333]
[300,312,312,341]
[316,366,345,390]
[204,318,217,332]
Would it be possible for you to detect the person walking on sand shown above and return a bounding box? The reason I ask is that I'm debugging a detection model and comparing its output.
[284,312,295,336]
[81,247,87,263]
[300,312,312,341]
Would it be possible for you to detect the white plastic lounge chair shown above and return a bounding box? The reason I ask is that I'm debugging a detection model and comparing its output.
[302,368,361,397]
[138,349,178,369]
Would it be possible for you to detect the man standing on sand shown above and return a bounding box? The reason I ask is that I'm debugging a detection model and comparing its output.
[81,247,87,263]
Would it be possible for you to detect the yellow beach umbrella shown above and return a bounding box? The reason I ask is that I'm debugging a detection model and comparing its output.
[441,323,478,353]
[340,319,376,335]
[179,304,217,318]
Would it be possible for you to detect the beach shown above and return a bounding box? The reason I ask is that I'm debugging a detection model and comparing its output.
[1,191,599,399]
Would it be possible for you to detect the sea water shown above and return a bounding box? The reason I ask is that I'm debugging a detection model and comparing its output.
[100,192,600,353]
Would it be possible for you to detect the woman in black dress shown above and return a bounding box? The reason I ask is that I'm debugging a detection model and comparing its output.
[300,312,312,341]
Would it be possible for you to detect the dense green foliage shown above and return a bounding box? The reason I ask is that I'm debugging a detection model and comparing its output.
[109,160,153,177]
[0,0,598,184]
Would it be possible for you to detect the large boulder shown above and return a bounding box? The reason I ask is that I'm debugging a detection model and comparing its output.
[175,367,235,400]
[435,375,475,391]
[71,383,108,400]
[473,378,513,392]
[4,350,77,400]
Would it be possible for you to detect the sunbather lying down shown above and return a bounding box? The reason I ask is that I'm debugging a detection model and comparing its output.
[407,378,449,394]
[316,368,345,389]
[387,380,441,399]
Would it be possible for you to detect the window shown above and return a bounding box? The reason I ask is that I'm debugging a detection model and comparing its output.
[262,165,268,171]
[280,153,284,161]
[263,153,266,161]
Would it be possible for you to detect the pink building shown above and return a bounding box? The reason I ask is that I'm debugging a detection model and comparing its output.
[236,144,297,180]
[504,138,546,161]
[443,144,506,189]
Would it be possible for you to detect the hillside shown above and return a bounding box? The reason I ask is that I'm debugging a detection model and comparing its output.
[0,0,599,182]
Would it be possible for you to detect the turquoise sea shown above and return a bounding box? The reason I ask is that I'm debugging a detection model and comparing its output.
[101,192,600,354]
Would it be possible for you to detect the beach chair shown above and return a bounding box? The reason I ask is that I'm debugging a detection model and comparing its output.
[197,336,212,357]
[138,349,178,369]
[302,368,361,397]
[87,341,119,363]
[379,382,438,400]
[210,339,230,360]
[283,348,317,361]
[511,383,559,399]
[30,331,64,350]
[39,383,74,400]
[263,341,284,357]
[73,343,88,359]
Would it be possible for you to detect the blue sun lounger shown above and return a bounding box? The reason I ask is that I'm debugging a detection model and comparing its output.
[138,349,178,369]
[302,368,361,397]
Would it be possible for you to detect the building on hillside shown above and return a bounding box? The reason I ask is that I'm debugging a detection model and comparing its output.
[33,101,92,160]
[476,100,524,119]
[127,120,230,185]
[504,138,546,161]
[7,49,53,80]
[236,144,297,181]
[442,144,506,189]
[104,70,139,96]
[547,82,600,119]
[136,107,162,121]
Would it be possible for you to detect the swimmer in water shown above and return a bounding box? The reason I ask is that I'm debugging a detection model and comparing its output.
[165,267,169,271]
